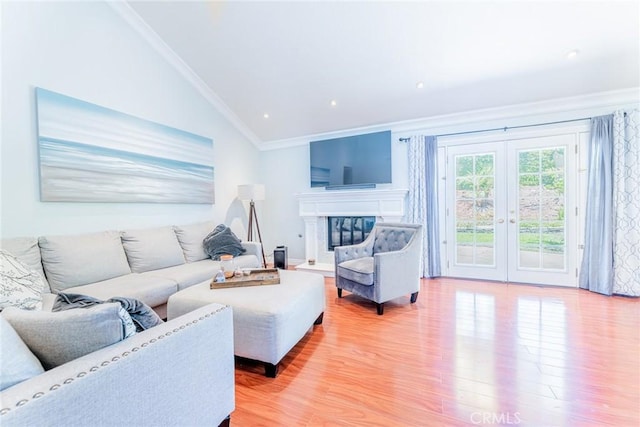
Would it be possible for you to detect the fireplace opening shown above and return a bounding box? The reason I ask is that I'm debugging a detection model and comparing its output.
[327,216,375,251]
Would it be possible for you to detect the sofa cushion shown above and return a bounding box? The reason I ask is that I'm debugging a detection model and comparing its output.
[0,316,45,391]
[174,221,215,262]
[65,274,178,309]
[122,226,186,273]
[0,250,46,311]
[337,257,374,286]
[2,303,125,370]
[39,231,131,292]
[1,237,49,288]
[203,225,246,260]
[144,255,260,291]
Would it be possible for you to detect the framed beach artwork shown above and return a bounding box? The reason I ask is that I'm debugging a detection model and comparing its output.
[35,88,215,204]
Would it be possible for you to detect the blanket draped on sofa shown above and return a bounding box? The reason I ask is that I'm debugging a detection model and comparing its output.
[53,293,163,331]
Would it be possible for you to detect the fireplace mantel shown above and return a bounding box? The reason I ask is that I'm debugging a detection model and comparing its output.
[298,188,408,218]
[295,189,408,275]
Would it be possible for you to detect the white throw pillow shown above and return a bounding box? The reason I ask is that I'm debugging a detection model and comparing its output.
[0,250,46,311]
[1,237,49,287]
[2,303,125,370]
[0,316,45,391]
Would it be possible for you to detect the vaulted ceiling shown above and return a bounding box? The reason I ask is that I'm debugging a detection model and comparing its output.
[127,1,639,145]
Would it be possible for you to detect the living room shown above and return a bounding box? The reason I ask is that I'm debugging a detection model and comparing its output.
[2,1,639,426]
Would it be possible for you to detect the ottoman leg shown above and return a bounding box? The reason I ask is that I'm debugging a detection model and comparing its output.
[265,362,279,378]
[314,312,324,325]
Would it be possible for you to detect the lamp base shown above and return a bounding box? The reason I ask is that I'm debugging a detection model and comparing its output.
[247,200,267,268]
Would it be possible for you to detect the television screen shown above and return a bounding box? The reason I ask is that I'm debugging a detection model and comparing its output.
[310,130,392,188]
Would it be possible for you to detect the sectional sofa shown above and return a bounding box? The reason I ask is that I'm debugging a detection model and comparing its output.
[2,221,261,319]
[1,302,235,427]
[0,221,261,426]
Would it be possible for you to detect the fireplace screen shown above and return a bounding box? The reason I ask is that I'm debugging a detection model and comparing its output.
[327,216,375,251]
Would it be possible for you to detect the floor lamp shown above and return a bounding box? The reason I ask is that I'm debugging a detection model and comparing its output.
[238,184,267,268]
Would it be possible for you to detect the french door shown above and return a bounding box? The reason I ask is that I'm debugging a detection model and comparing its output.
[445,134,577,286]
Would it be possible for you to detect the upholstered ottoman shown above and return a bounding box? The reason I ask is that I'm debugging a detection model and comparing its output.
[167,269,325,377]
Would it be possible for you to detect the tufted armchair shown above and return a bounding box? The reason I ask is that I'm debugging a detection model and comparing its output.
[334,223,423,315]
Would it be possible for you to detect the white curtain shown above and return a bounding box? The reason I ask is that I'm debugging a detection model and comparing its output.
[407,135,440,278]
[612,110,640,296]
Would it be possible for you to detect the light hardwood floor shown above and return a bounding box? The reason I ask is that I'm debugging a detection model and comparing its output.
[232,277,640,426]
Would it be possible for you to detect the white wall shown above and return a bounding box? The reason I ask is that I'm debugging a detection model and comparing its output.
[0,1,260,238]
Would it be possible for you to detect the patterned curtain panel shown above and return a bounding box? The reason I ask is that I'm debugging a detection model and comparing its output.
[612,110,640,296]
[579,115,614,295]
[407,135,441,278]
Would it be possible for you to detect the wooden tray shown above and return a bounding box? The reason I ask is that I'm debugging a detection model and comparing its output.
[210,268,280,289]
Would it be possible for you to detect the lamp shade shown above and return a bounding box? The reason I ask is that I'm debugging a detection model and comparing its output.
[237,184,265,201]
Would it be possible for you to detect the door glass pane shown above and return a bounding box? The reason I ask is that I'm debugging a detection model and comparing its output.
[517,147,566,271]
[455,154,495,267]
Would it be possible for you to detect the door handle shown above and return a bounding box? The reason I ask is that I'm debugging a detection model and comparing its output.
[510,218,516,223]
[498,219,505,223]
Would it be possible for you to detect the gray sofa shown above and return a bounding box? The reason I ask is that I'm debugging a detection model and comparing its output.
[1,303,235,427]
[2,221,261,319]
[0,221,261,426]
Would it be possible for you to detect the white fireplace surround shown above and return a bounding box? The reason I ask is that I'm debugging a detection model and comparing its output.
[295,189,408,276]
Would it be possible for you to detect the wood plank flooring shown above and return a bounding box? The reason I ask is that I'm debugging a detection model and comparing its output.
[232,277,640,426]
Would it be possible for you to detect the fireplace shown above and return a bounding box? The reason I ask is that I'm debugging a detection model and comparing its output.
[327,216,375,250]
[296,189,408,276]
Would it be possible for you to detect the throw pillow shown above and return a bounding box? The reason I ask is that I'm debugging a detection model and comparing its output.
[0,316,45,391]
[53,292,162,333]
[203,224,246,260]
[0,249,46,311]
[2,303,125,370]
[1,237,49,286]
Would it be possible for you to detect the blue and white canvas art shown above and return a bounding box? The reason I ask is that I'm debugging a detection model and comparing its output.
[36,88,215,203]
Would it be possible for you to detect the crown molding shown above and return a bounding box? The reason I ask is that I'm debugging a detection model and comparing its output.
[108,1,262,147]
[261,87,640,151]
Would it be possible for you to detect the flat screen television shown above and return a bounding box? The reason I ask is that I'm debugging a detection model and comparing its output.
[310,130,392,188]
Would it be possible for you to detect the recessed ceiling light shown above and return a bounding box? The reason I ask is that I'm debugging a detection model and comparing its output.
[566,50,579,60]
[416,81,424,89]
[263,113,269,119]
[330,100,337,107]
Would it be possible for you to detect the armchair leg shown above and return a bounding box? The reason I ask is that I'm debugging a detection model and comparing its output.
[376,303,384,315]
[410,292,419,303]
[337,288,343,298]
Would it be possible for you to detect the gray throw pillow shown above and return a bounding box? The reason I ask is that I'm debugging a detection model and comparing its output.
[203,224,246,260]
[2,303,125,370]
